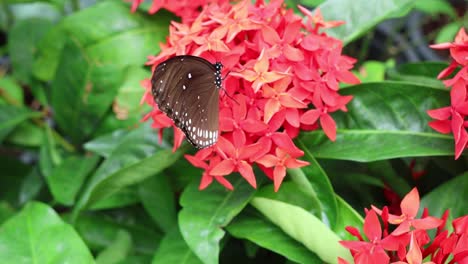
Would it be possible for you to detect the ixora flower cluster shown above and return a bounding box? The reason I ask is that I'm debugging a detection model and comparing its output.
[138,0,360,191]
[340,188,468,264]
[428,28,468,160]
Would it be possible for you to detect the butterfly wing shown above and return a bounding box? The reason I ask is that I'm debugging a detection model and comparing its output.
[151,55,219,148]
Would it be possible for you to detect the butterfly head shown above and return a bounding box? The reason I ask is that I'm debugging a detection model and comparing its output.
[214,62,223,71]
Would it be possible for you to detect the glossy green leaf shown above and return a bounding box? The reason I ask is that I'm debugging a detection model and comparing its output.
[251,197,352,263]
[179,177,257,264]
[96,229,132,264]
[300,82,453,161]
[74,213,162,255]
[73,124,183,218]
[435,22,463,44]
[8,17,53,83]
[0,202,94,263]
[0,156,31,205]
[84,129,131,158]
[6,121,44,147]
[333,196,364,240]
[0,105,40,143]
[33,1,171,81]
[290,142,338,227]
[0,201,15,225]
[319,0,414,44]
[152,227,203,264]
[352,61,386,84]
[115,66,151,115]
[46,155,100,206]
[18,166,43,205]
[227,210,322,264]
[139,174,177,232]
[256,182,323,218]
[2,2,61,31]
[414,0,457,18]
[387,62,448,88]
[421,171,468,219]
[39,125,62,177]
[0,77,23,105]
[50,38,125,143]
[90,187,140,210]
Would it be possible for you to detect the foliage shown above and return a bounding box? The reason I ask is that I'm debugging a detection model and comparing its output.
[0,0,466,263]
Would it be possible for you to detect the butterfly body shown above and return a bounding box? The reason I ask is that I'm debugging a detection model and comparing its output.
[151,55,222,149]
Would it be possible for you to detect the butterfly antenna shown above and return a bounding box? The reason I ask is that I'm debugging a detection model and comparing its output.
[220,70,239,105]
[221,86,239,105]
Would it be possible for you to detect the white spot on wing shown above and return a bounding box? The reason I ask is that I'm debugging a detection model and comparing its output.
[188,73,192,79]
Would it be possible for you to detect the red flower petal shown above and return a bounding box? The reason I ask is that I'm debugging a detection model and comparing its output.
[199,173,213,190]
[273,165,286,191]
[412,217,443,230]
[283,45,304,61]
[238,161,257,188]
[256,154,278,167]
[214,176,234,190]
[300,109,321,125]
[210,159,235,176]
[428,120,452,134]
[363,210,382,241]
[400,188,419,218]
[320,114,337,141]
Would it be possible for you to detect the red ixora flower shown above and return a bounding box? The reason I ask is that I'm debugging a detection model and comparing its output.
[138,0,360,190]
[428,27,468,159]
[341,187,468,264]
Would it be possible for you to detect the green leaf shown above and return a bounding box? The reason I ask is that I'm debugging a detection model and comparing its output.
[251,197,352,263]
[256,182,323,219]
[113,66,149,109]
[39,125,62,177]
[414,0,457,18]
[6,121,44,147]
[421,171,468,219]
[95,66,151,133]
[3,2,61,31]
[74,213,162,255]
[73,124,183,218]
[179,177,257,264]
[351,61,386,84]
[227,209,322,264]
[0,202,94,263]
[46,155,100,206]
[299,82,453,161]
[50,38,125,143]
[290,143,338,227]
[152,227,203,264]
[435,22,463,44]
[318,0,414,44]
[8,18,53,84]
[0,156,31,206]
[96,229,132,264]
[18,166,43,205]
[84,129,131,158]
[387,62,448,88]
[138,174,177,232]
[0,201,15,225]
[0,105,40,143]
[90,187,140,210]
[333,195,364,240]
[33,1,171,81]
[0,76,23,105]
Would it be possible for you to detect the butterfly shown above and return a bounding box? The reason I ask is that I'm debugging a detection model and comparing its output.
[151,55,223,149]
